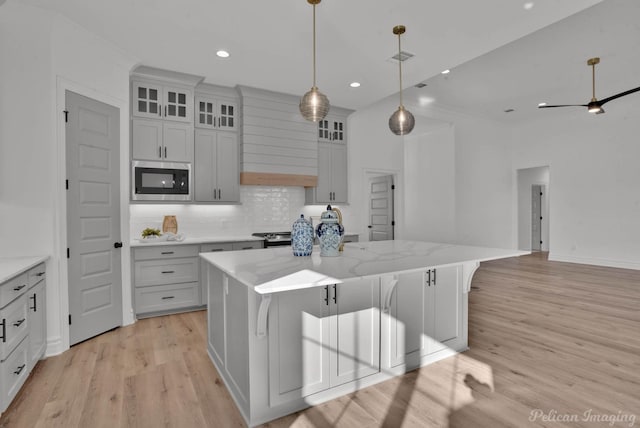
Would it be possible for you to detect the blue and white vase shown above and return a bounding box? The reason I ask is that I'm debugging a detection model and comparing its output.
[316,205,344,257]
[291,214,314,256]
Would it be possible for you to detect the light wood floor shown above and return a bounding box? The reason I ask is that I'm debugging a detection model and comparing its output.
[1,252,638,427]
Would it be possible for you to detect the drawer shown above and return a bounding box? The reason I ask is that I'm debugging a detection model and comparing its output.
[135,257,199,287]
[0,293,28,362]
[0,273,28,309]
[232,241,263,250]
[135,282,200,314]
[28,263,46,288]
[1,336,29,412]
[134,245,199,261]
[200,243,233,253]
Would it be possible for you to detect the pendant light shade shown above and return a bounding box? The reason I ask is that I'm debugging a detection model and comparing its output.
[389,25,415,136]
[300,0,330,122]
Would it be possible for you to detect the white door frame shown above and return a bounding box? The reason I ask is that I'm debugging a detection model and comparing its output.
[52,77,133,355]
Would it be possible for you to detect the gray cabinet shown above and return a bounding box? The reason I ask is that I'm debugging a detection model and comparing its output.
[194,129,239,202]
[133,245,200,317]
[132,80,193,123]
[385,265,463,369]
[0,263,46,413]
[306,110,351,205]
[27,265,46,371]
[268,278,380,406]
[195,95,237,131]
[132,118,193,162]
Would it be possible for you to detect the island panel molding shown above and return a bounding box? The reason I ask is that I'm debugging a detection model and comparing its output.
[201,240,526,425]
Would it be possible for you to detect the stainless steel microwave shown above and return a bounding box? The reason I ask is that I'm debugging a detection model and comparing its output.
[131,161,191,201]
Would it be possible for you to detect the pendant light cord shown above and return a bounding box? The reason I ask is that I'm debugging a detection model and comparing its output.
[591,62,596,101]
[398,32,403,107]
[313,3,317,88]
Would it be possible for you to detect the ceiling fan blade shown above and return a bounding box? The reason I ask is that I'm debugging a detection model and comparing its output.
[599,86,640,105]
[538,104,588,109]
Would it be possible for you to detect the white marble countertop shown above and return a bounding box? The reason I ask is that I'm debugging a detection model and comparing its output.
[0,256,49,283]
[130,235,265,247]
[200,240,528,294]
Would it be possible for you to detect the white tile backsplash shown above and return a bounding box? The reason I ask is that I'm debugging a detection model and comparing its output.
[130,186,328,239]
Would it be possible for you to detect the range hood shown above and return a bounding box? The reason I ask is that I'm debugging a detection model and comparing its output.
[237,86,318,187]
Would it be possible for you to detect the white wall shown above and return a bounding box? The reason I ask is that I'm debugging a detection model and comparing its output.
[403,123,456,243]
[0,2,137,355]
[516,166,549,251]
[511,99,640,269]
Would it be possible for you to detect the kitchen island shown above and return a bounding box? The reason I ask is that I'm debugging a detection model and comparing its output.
[200,240,526,426]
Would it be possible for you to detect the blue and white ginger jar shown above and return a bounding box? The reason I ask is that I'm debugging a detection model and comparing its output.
[291,214,314,256]
[316,205,344,257]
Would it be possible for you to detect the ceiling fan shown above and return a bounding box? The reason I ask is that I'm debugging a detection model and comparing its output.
[538,57,640,114]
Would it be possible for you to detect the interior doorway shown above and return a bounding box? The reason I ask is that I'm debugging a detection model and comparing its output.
[367,174,395,241]
[517,166,549,251]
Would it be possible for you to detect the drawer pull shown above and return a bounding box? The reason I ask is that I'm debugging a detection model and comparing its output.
[242,247,253,250]
[35,272,45,277]
[161,296,175,300]
[209,249,224,252]
[161,271,175,274]
[13,318,25,327]
[13,284,26,292]
[0,319,5,343]
[160,251,175,255]
[13,364,26,375]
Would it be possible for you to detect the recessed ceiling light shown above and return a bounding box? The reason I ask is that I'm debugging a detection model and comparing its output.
[441,69,450,75]
[538,102,547,107]
[523,2,535,10]
[216,50,230,58]
[350,82,361,88]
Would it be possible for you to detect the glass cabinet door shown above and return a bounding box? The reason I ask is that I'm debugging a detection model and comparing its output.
[196,98,216,128]
[217,101,237,131]
[133,82,162,119]
[164,87,191,122]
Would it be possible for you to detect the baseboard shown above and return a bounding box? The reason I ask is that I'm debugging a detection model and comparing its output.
[45,335,65,357]
[548,253,640,271]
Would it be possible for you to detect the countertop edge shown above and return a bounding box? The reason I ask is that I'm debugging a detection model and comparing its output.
[0,256,50,284]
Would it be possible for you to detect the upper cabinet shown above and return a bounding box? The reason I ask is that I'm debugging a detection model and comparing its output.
[195,95,237,131]
[318,116,346,144]
[306,107,353,205]
[132,81,193,123]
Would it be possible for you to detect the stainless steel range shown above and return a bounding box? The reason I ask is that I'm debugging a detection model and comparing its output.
[251,232,292,247]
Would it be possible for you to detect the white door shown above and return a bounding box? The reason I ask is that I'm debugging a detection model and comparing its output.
[368,175,394,241]
[66,91,122,345]
[531,185,542,251]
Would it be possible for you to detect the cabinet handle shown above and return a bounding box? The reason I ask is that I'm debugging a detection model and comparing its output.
[0,319,5,343]
[209,249,224,252]
[426,270,431,287]
[218,117,220,128]
[161,296,175,300]
[432,268,436,286]
[13,284,26,292]
[161,270,175,274]
[164,105,167,117]
[332,284,337,304]
[241,247,253,250]
[36,272,45,277]
[159,146,162,158]
[324,286,329,306]
[161,251,174,255]
[13,318,25,327]
[158,104,162,117]
[30,294,37,312]
[164,147,167,158]
[13,364,26,376]
[218,189,221,199]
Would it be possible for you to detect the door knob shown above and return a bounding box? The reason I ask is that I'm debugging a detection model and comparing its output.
[367,225,372,229]
[114,242,123,248]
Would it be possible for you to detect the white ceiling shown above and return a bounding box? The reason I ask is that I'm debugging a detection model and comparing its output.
[19,0,607,113]
[402,0,640,122]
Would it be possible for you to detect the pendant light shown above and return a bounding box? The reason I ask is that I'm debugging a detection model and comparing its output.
[389,25,415,136]
[300,0,330,122]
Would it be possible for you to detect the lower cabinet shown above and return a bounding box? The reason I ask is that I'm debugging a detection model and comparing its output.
[133,240,265,317]
[385,265,463,369]
[0,262,46,413]
[268,278,380,406]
